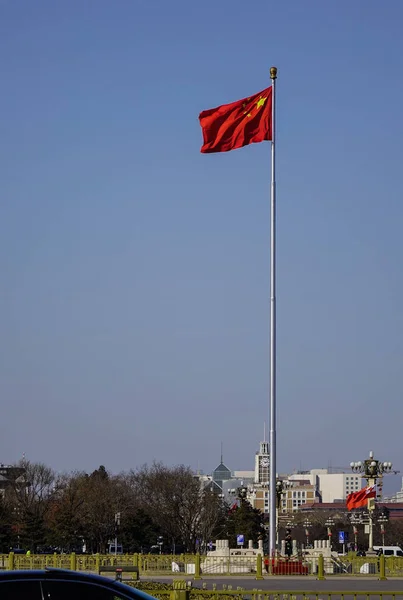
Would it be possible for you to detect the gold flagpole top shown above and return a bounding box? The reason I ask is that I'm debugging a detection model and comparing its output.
[270,66,277,80]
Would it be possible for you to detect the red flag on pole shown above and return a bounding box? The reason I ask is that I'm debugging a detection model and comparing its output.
[199,86,272,153]
[346,486,376,510]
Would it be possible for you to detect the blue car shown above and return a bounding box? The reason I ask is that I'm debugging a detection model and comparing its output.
[0,568,157,600]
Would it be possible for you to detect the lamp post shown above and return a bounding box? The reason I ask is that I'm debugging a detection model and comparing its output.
[353,525,358,551]
[350,451,393,552]
[378,513,388,547]
[239,486,248,501]
[303,518,312,548]
[350,512,362,551]
[246,486,257,505]
[275,479,292,551]
[325,517,335,549]
[114,512,120,557]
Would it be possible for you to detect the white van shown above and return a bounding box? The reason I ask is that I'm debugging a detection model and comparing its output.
[373,545,403,557]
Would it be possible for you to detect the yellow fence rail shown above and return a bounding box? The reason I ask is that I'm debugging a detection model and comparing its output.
[1,551,403,578]
[126,584,403,600]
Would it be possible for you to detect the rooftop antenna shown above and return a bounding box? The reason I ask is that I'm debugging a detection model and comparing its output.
[263,421,266,442]
[220,441,223,464]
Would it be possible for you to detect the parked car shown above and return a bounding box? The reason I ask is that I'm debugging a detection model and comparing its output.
[0,567,157,600]
[8,548,25,554]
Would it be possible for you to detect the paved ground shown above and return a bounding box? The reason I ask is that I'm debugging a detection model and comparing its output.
[141,575,403,592]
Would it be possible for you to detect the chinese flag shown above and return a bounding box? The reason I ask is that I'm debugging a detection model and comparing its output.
[199,86,272,153]
[346,486,376,511]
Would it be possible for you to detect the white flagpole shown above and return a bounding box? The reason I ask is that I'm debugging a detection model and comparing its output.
[268,66,277,557]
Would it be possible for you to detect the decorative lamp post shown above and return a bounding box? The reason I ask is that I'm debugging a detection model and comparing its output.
[378,513,388,547]
[275,479,292,550]
[303,518,312,548]
[350,512,362,551]
[353,526,358,550]
[275,479,284,509]
[325,517,335,548]
[114,512,121,557]
[350,451,393,552]
[239,486,248,500]
[245,486,257,511]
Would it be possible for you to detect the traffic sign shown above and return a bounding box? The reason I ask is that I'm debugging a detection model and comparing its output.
[236,534,245,546]
[338,531,345,544]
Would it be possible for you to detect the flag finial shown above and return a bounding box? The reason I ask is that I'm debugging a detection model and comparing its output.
[270,66,277,80]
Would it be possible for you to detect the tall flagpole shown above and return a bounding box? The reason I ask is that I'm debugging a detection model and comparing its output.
[268,66,277,557]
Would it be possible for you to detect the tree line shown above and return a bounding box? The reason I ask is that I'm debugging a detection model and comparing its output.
[0,459,263,554]
[1,459,402,554]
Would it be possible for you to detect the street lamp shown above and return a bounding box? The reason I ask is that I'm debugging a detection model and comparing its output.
[286,519,295,531]
[325,517,335,548]
[246,486,257,506]
[114,512,121,557]
[350,512,363,551]
[239,487,248,501]
[303,519,312,548]
[275,479,293,551]
[350,451,393,552]
[378,514,388,546]
[350,455,393,479]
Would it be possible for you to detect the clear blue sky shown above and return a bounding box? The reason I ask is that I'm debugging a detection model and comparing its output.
[1,1,402,490]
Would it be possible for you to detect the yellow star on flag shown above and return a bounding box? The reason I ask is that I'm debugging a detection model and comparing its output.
[256,97,266,109]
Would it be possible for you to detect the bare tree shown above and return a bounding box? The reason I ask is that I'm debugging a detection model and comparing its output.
[46,472,87,551]
[131,463,223,553]
[12,459,56,551]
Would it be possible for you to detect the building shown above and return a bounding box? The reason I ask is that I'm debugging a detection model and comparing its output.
[384,477,403,503]
[211,461,232,491]
[288,469,362,503]
[281,481,317,512]
[198,447,365,517]
[254,442,270,485]
[0,464,26,499]
[319,473,361,502]
[233,470,255,480]
[196,473,222,494]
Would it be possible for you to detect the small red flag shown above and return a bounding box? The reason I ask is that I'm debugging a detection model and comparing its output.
[199,86,272,154]
[346,486,376,511]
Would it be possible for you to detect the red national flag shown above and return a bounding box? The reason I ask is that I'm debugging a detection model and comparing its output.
[346,486,376,511]
[199,86,272,153]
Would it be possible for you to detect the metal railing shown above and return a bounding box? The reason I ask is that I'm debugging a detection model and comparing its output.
[125,584,403,600]
[1,551,403,578]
